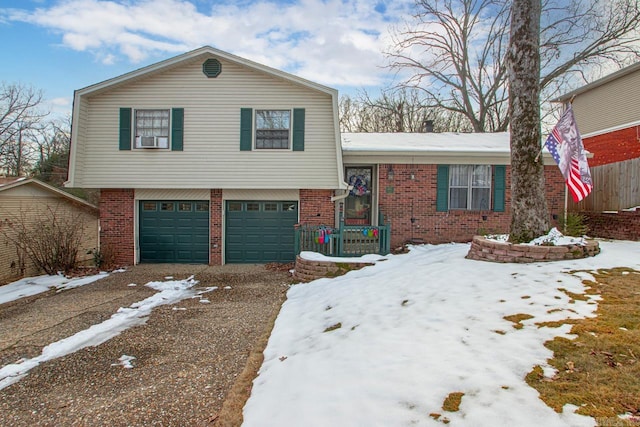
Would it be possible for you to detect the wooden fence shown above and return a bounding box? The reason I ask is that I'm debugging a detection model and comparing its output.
[568,157,640,212]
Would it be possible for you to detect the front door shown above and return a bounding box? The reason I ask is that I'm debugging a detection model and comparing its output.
[344,167,373,225]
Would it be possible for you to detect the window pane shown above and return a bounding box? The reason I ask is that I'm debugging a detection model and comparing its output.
[160,202,174,211]
[135,110,170,136]
[246,203,260,211]
[449,165,469,187]
[195,202,209,212]
[228,202,242,211]
[178,202,192,212]
[264,203,278,211]
[471,188,491,210]
[256,110,290,129]
[143,202,156,211]
[450,188,468,209]
[256,110,290,149]
[472,165,491,187]
[282,202,297,211]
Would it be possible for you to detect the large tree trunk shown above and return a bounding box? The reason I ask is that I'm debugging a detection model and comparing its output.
[508,0,549,243]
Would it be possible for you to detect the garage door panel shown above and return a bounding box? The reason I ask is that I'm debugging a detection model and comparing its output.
[225,200,298,263]
[139,200,209,263]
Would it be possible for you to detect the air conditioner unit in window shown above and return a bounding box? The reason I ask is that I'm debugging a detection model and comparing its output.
[136,136,169,148]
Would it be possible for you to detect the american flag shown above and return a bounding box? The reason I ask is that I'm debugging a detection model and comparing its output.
[544,106,593,203]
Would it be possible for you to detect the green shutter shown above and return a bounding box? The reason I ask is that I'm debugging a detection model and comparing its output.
[171,108,184,151]
[240,108,253,151]
[436,165,449,212]
[493,165,506,212]
[292,108,305,151]
[119,108,132,150]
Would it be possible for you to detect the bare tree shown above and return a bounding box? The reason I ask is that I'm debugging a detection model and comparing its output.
[0,83,48,175]
[508,0,549,242]
[387,0,640,132]
[339,88,474,133]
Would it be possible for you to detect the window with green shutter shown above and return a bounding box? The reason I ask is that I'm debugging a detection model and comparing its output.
[436,165,449,212]
[240,108,253,151]
[493,165,506,212]
[171,108,184,151]
[292,108,305,151]
[119,108,132,150]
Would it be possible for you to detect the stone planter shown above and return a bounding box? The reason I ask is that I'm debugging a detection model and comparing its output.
[466,236,600,263]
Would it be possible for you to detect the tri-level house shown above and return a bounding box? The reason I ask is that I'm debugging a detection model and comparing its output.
[67,46,344,265]
[68,46,566,265]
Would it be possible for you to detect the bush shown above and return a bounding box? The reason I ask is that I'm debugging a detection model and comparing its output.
[0,205,87,275]
[558,212,589,237]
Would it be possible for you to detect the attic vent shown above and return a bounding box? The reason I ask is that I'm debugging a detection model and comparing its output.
[203,58,222,78]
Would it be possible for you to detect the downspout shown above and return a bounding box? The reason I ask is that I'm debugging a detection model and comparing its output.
[331,185,353,202]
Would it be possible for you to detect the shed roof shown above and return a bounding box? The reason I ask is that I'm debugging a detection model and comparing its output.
[0,178,98,211]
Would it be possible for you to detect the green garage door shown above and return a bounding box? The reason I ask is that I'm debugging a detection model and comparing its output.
[139,200,209,263]
[226,201,298,263]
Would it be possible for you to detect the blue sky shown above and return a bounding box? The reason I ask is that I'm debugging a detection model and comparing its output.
[0,0,414,119]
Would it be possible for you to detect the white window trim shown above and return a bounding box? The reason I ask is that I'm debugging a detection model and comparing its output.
[134,108,171,149]
[253,109,292,151]
[448,165,492,211]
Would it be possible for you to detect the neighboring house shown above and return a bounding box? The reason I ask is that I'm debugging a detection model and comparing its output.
[67,46,344,266]
[67,46,566,265]
[0,178,99,284]
[555,62,640,166]
[341,133,564,249]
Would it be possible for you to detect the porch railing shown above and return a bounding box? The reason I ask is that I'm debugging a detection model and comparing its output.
[294,217,391,257]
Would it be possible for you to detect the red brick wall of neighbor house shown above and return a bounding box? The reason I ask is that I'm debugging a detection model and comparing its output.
[210,189,223,265]
[581,210,640,241]
[299,189,335,226]
[583,126,640,166]
[378,164,565,247]
[99,189,135,266]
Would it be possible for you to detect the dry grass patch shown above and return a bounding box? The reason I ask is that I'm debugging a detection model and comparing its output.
[526,268,640,425]
[504,313,534,329]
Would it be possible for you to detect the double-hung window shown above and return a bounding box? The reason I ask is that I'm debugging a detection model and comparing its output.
[449,165,492,210]
[255,110,290,149]
[135,109,170,149]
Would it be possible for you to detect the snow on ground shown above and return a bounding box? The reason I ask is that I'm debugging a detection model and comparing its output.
[243,240,640,427]
[0,276,202,390]
[0,272,110,305]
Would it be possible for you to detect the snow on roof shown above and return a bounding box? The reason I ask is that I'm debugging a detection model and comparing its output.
[341,132,511,153]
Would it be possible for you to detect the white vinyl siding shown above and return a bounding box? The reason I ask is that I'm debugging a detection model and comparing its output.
[571,68,640,135]
[71,56,340,189]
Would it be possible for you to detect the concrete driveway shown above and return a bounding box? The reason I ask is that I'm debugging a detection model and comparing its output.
[0,264,291,426]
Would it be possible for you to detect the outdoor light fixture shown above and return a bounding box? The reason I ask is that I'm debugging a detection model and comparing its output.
[388,166,394,180]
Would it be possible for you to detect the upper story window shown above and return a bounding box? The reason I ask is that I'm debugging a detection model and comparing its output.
[255,110,290,149]
[449,165,491,210]
[135,109,170,149]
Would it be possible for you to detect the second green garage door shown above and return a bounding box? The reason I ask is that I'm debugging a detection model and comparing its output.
[139,200,210,263]
[225,201,298,263]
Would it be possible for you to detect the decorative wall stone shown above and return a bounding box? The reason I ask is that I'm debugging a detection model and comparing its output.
[294,256,374,282]
[466,236,600,263]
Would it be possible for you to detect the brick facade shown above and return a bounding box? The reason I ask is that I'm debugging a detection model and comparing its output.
[210,189,223,265]
[99,189,135,266]
[299,189,335,226]
[378,164,565,248]
[583,126,640,166]
[581,210,640,241]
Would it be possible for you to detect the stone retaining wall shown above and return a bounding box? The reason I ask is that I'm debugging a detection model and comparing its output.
[294,256,374,282]
[466,236,600,263]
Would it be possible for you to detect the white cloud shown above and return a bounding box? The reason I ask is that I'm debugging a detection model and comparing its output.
[4,0,414,88]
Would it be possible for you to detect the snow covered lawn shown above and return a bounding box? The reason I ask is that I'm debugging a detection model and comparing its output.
[243,240,640,427]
